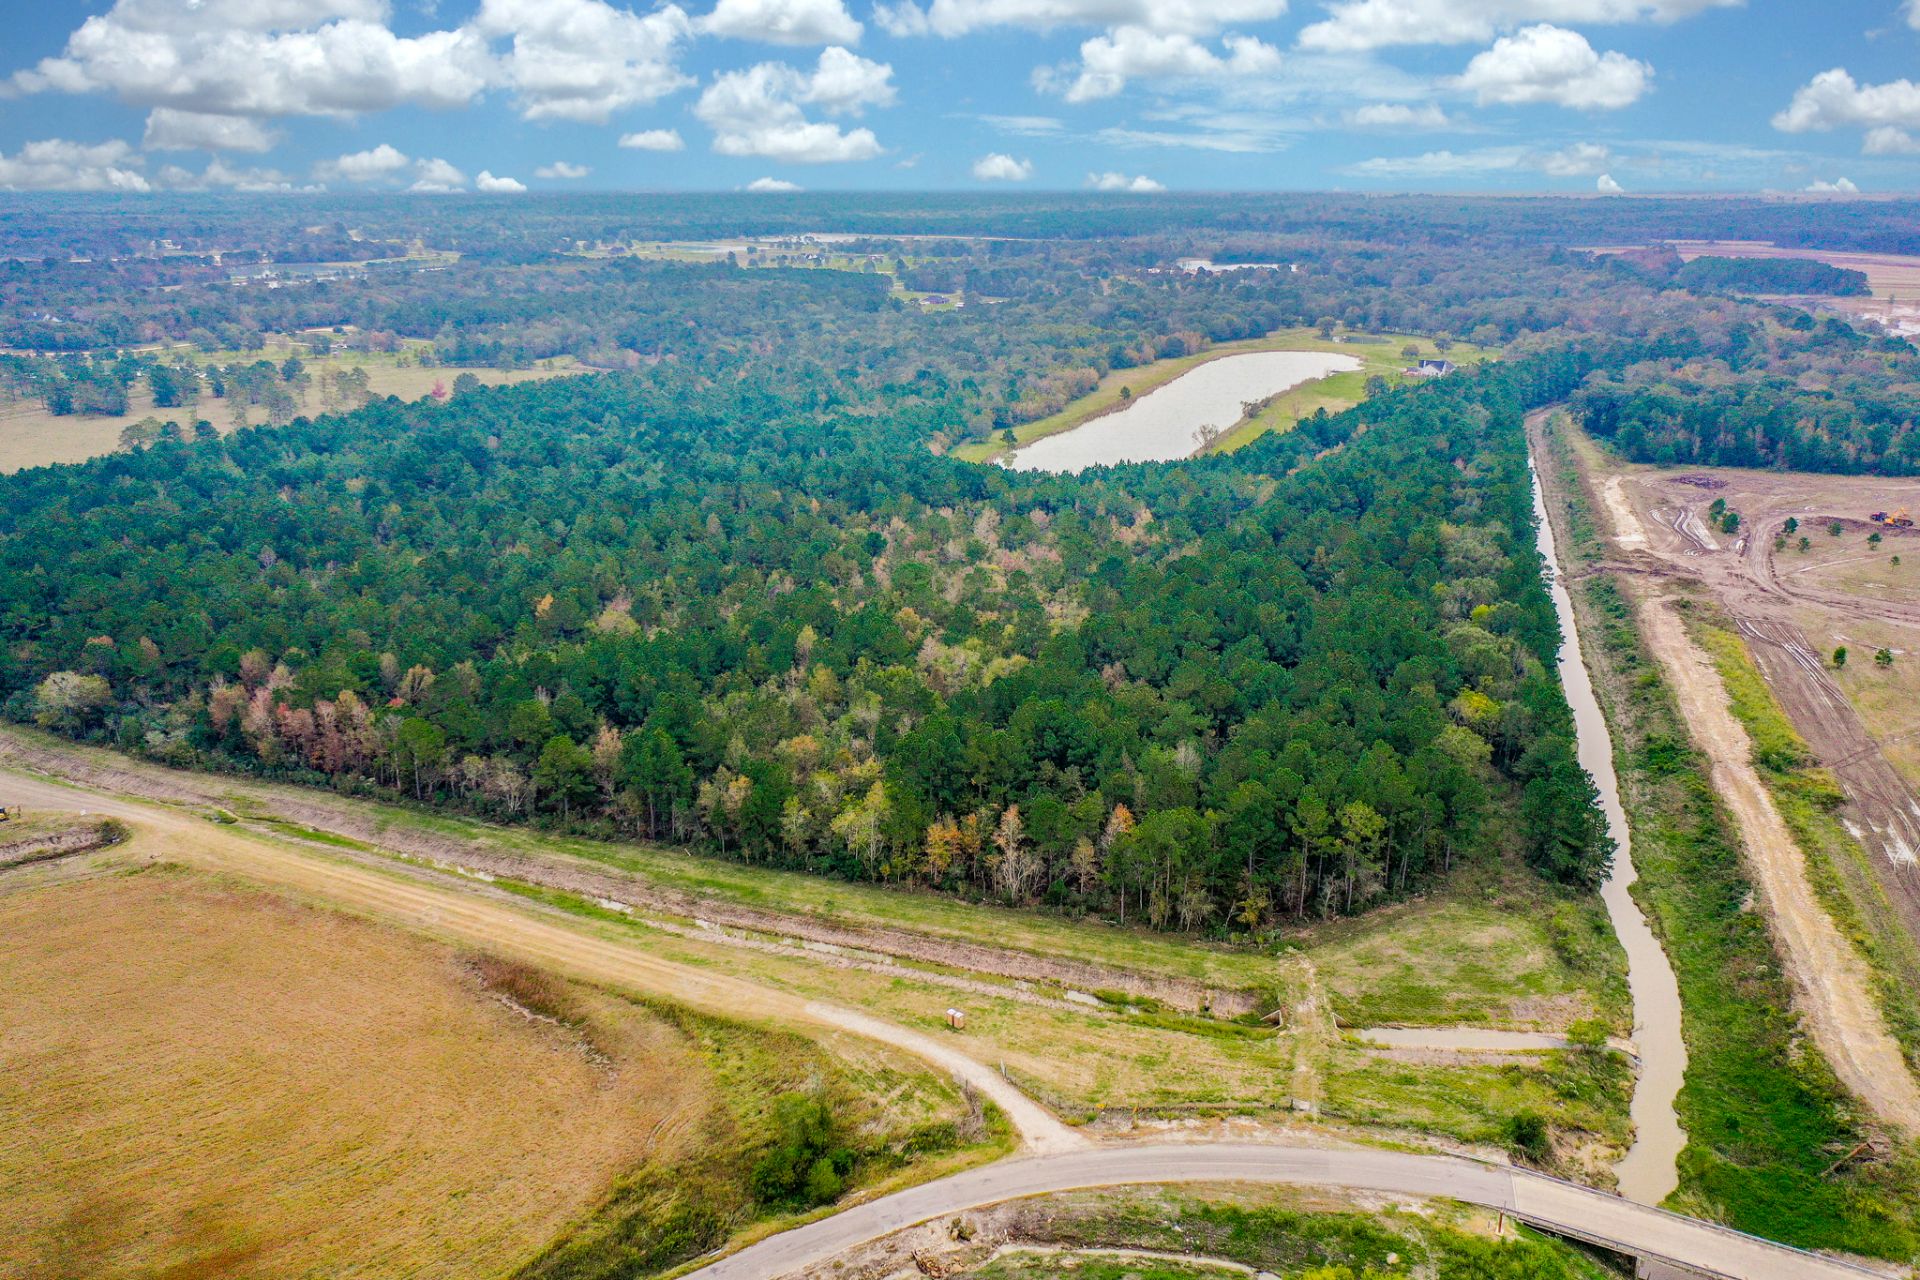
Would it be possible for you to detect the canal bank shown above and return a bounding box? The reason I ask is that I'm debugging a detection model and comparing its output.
[1530,423,1690,1205]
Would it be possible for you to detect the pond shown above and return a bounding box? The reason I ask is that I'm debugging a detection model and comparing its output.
[1005,351,1361,474]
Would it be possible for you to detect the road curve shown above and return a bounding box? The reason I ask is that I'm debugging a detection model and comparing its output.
[0,766,1084,1156]
[684,1144,1884,1280]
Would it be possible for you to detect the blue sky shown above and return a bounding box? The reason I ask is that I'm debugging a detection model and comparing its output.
[3,0,1920,194]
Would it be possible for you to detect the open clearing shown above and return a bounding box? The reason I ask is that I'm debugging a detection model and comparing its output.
[0,338,580,473]
[1548,416,1920,1135]
[0,730,1630,1165]
[0,867,703,1280]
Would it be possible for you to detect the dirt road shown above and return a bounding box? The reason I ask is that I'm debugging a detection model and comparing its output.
[1632,599,1920,1132]
[1593,451,1920,944]
[1544,421,1920,1136]
[0,768,1086,1157]
[0,730,1249,1017]
[680,1145,1887,1280]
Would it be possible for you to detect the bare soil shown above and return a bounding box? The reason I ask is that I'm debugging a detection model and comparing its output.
[1577,445,1920,941]
[0,765,1084,1156]
[1548,421,1920,1136]
[0,869,708,1280]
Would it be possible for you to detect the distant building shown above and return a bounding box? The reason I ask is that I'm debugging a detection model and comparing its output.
[1407,358,1457,377]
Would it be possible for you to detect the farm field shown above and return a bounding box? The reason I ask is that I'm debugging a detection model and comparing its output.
[0,337,580,473]
[0,868,696,1279]
[949,327,1488,465]
[0,729,1630,1164]
[0,839,989,1280]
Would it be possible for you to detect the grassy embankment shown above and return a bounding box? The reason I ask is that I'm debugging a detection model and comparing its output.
[307,783,1628,1155]
[0,864,988,1280]
[949,327,1489,465]
[957,1185,1615,1280]
[1540,416,1920,1257]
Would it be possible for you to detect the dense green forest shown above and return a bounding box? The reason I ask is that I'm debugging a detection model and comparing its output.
[0,202,1648,928]
[10,194,1920,929]
[1672,255,1871,297]
[1573,309,1920,473]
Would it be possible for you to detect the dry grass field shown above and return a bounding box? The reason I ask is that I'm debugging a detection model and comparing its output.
[0,868,707,1280]
[0,342,579,474]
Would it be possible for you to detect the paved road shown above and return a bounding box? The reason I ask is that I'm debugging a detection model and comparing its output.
[684,1145,1885,1280]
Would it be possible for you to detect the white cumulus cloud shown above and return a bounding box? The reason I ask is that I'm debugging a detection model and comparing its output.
[619,128,688,150]
[157,157,299,191]
[316,143,412,182]
[1774,68,1920,156]
[972,152,1034,180]
[141,108,279,153]
[473,0,694,124]
[10,0,699,127]
[1346,102,1451,128]
[9,1,492,119]
[1450,24,1650,109]
[410,157,468,192]
[701,0,863,45]
[1596,172,1623,193]
[1301,0,1737,52]
[875,0,1289,37]
[746,175,803,190]
[0,138,150,192]
[695,47,892,162]
[536,161,592,178]
[1541,140,1611,175]
[1866,126,1920,156]
[476,170,527,192]
[1806,176,1860,194]
[1088,170,1165,190]
[1040,26,1281,102]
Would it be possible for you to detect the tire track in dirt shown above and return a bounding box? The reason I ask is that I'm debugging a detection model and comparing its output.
[1634,592,1920,1135]
[0,730,1254,1018]
[0,767,1087,1156]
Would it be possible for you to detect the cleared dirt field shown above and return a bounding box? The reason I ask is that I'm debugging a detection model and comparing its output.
[1550,417,1920,1133]
[0,868,708,1280]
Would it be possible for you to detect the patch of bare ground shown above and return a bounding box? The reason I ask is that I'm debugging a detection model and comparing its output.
[1633,593,1920,1133]
[1554,417,1920,1136]
[0,868,710,1280]
[0,771,1082,1154]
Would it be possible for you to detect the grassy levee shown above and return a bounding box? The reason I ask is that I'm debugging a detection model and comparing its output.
[960,1185,1615,1280]
[1539,418,1920,1257]
[947,327,1487,465]
[1692,622,1920,1070]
